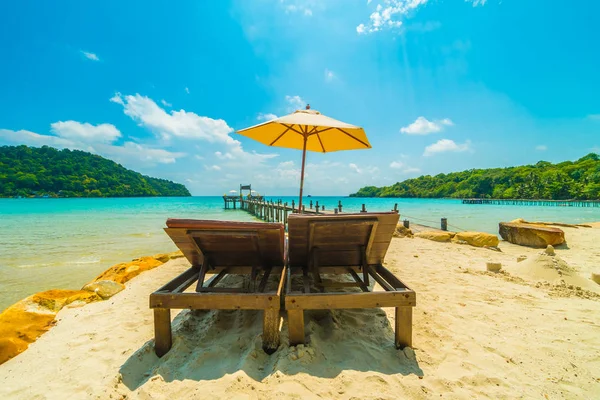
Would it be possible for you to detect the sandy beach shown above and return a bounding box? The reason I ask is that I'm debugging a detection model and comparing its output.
[1,224,600,399]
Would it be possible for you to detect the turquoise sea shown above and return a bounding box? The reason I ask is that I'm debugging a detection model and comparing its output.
[2,196,600,311]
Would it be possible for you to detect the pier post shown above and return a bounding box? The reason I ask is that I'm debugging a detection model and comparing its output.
[393,203,398,213]
[315,201,319,214]
[292,200,296,213]
[441,218,448,231]
[310,200,313,209]
[361,204,366,213]
[338,200,342,213]
[403,220,410,228]
[334,209,338,214]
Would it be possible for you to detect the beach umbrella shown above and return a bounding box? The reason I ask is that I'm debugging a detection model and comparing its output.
[229,190,238,194]
[237,105,371,212]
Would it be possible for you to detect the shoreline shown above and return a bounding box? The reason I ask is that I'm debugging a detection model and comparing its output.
[0,250,184,365]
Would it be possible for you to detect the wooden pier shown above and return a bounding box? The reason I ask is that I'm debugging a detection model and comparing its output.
[462,198,600,207]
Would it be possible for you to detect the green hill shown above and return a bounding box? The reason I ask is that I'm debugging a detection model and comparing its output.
[350,153,600,200]
[0,145,191,198]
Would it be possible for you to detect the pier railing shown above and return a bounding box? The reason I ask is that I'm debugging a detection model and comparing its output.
[462,198,600,207]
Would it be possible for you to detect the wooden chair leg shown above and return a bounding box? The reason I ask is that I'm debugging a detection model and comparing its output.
[154,308,172,357]
[288,309,305,346]
[262,308,281,354]
[395,306,413,349]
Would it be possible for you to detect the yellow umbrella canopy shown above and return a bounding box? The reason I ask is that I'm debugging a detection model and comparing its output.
[236,106,371,211]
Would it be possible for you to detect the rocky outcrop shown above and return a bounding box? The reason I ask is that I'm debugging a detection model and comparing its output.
[82,280,126,299]
[453,231,499,248]
[394,225,414,238]
[499,222,566,248]
[415,231,455,242]
[93,256,164,284]
[0,290,101,364]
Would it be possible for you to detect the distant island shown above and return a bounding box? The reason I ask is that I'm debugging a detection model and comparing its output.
[351,153,600,200]
[0,145,191,198]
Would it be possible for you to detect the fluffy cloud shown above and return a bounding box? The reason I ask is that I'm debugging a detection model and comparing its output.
[423,139,471,156]
[390,160,420,174]
[205,165,222,171]
[349,163,362,173]
[356,0,429,34]
[468,0,487,6]
[281,1,313,16]
[400,116,453,135]
[285,95,306,112]
[185,87,190,94]
[0,127,185,165]
[324,69,335,82]
[535,145,547,151]
[257,113,278,121]
[81,51,99,61]
[161,99,172,107]
[110,93,235,144]
[50,121,121,144]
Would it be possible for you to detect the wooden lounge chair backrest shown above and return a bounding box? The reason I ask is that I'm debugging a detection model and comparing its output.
[164,219,285,269]
[287,212,399,267]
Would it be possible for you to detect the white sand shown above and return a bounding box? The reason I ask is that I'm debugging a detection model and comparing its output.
[1,225,600,399]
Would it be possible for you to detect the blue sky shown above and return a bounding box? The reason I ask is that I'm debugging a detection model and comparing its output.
[1,0,599,195]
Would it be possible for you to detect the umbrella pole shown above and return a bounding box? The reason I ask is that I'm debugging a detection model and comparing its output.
[298,136,307,213]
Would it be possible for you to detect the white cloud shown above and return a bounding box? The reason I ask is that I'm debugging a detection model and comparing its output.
[349,163,362,173]
[285,95,306,112]
[205,165,222,171]
[467,0,487,6]
[282,1,313,16]
[110,93,234,144]
[0,128,185,165]
[50,121,121,144]
[356,0,428,34]
[185,87,190,94]
[111,92,278,166]
[81,51,99,61]
[161,99,172,107]
[257,112,278,121]
[390,160,420,174]
[402,167,421,174]
[424,139,471,156]
[400,116,453,135]
[535,145,547,151]
[324,69,335,82]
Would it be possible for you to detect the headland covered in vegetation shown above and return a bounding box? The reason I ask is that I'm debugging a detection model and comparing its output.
[0,145,190,198]
[351,153,600,200]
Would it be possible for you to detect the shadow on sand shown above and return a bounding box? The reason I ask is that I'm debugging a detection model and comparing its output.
[120,306,423,390]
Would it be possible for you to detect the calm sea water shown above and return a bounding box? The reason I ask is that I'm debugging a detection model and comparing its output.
[1,196,600,311]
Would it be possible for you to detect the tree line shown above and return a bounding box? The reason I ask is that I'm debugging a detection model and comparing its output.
[350,153,600,200]
[0,145,191,198]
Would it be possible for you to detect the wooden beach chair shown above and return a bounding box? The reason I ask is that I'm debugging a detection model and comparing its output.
[150,219,286,356]
[285,212,416,349]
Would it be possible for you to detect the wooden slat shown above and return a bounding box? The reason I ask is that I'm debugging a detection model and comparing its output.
[366,266,394,292]
[257,267,272,293]
[375,265,409,290]
[153,267,200,293]
[150,293,279,310]
[347,268,370,292]
[317,281,363,288]
[196,287,248,293]
[285,291,416,310]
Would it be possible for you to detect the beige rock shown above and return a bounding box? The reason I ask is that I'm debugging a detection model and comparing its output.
[415,231,455,242]
[545,245,556,256]
[82,280,125,300]
[499,222,566,248]
[592,273,600,285]
[454,231,500,248]
[393,225,414,238]
[517,256,527,263]
[486,262,502,272]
